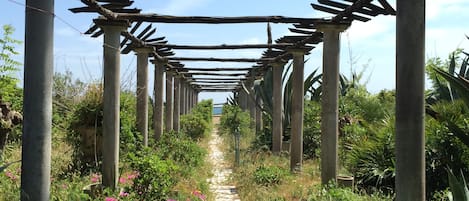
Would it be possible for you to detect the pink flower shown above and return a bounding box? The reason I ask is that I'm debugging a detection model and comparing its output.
[192,190,206,201]
[119,191,129,197]
[91,173,101,183]
[5,171,17,180]
[167,199,177,201]
[119,177,127,184]
[105,197,118,201]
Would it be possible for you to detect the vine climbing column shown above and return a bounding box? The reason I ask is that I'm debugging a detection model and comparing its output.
[96,19,129,189]
[317,23,349,184]
[135,47,152,147]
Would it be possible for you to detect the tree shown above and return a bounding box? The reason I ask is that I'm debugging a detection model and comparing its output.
[0,24,22,109]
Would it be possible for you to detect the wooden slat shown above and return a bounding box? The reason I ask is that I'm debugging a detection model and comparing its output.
[178,67,252,72]
[311,4,371,22]
[318,0,379,16]
[84,24,99,34]
[377,0,396,15]
[136,24,152,39]
[181,72,247,76]
[289,28,315,35]
[168,57,272,63]
[141,28,156,41]
[91,29,103,38]
[149,43,294,50]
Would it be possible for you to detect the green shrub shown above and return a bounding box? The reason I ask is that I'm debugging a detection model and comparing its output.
[128,149,179,200]
[180,113,209,140]
[220,104,251,136]
[253,165,288,186]
[191,99,213,124]
[303,100,322,159]
[154,131,206,174]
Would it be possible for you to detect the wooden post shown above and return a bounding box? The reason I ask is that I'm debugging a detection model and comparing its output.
[255,94,263,134]
[289,48,307,172]
[165,70,173,132]
[272,62,284,154]
[153,60,166,140]
[135,48,152,147]
[97,20,128,189]
[173,76,181,132]
[248,79,256,122]
[21,0,54,199]
[396,0,426,200]
[317,23,349,184]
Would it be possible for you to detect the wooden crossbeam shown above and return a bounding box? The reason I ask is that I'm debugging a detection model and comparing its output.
[112,13,328,24]
[181,72,246,76]
[190,80,241,84]
[149,43,293,50]
[175,67,253,72]
[199,89,237,92]
[168,57,272,63]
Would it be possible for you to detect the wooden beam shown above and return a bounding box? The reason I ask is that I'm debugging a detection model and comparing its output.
[181,72,246,76]
[175,67,253,72]
[190,80,241,84]
[168,57,272,63]
[114,13,328,24]
[149,43,294,50]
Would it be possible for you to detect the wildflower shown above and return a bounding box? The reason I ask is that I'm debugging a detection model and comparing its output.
[91,173,101,183]
[105,197,118,201]
[119,177,127,184]
[167,199,176,201]
[192,190,206,201]
[5,171,17,180]
[119,191,129,197]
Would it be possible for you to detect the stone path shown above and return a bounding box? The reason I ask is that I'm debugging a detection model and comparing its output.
[207,116,241,201]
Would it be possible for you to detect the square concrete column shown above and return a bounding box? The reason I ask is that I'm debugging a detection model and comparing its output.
[288,48,308,172]
[396,0,426,200]
[180,80,186,115]
[173,76,181,132]
[165,70,173,132]
[95,20,129,189]
[135,48,152,147]
[272,62,285,154]
[255,95,263,134]
[317,23,349,184]
[153,60,167,141]
[248,79,256,121]
[21,0,54,199]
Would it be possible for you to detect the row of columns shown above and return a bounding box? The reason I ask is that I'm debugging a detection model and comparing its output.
[20,0,425,199]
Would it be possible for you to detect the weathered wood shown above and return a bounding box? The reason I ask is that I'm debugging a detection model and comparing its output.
[272,63,284,154]
[311,4,371,22]
[165,71,173,132]
[149,43,294,50]
[179,72,246,76]
[175,67,253,71]
[190,80,241,84]
[168,57,273,63]
[113,13,329,24]
[135,48,152,147]
[154,61,165,140]
[173,76,180,131]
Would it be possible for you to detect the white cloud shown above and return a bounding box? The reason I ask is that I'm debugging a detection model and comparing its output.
[148,0,212,15]
[427,0,469,20]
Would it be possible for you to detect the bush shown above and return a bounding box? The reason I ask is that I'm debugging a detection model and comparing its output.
[253,165,288,186]
[303,100,322,159]
[191,99,213,124]
[220,104,251,136]
[181,113,209,140]
[154,131,206,174]
[128,149,179,200]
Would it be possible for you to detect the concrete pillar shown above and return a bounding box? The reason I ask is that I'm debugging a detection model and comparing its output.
[180,80,186,115]
[248,80,256,121]
[255,95,263,134]
[21,1,54,200]
[272,63,284,153]
[135,48,152,147]
[396,1,426,200]
[317,23,349,184]
[153,60,166,140]
[188,86,193,111]
[173,76,181,132]
[97,20,128,189]
[165,71,173,132]
[289,48,307,172]
[186,83,191,113]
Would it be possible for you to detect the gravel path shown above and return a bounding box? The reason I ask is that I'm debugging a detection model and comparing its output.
[207,117,241,201]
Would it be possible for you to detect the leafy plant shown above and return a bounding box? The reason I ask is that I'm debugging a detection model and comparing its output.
[0,24,22,109]
[253,165,288,186]
[128,149,179,200]
[447,168,469,201]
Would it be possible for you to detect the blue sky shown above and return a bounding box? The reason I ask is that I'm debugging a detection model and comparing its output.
[1,0,469,104]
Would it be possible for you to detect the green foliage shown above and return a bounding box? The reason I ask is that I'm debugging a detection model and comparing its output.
[219,104,251,136]
[253,165,288,186]
[346,118,395,194]
[181,114,209,140]
[0,24,22,110]
[180,100,213,140]
[306,183,391,201]
[303,100,321,159]
[154,131,206,175]
[447,168,469,201]
[128,149,179,200]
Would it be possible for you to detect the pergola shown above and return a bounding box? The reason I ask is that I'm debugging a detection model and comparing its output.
[21,0,426,200]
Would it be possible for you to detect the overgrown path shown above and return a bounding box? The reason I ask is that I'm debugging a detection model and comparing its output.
[207,116,241,201]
